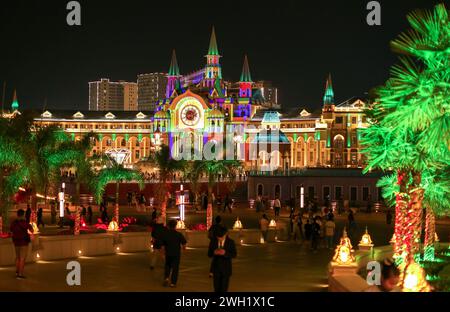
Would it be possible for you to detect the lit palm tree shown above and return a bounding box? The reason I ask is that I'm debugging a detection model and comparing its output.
[0,115,30,232]
[192,159,242,228]
[94,159,144,224]
[142,144,186,225]
[361,4,450,289]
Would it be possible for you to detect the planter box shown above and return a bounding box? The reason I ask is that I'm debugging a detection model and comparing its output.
[227,229,241,242]
[266,228,277,242]
[38,233,115,260]
[185,230,209,248]
[119,232,152,253]
[240,229,262,245]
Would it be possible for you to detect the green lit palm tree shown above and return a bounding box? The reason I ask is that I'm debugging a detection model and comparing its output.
[361,4,450,288]
[143,144,186,225]
[94,159,144,224]
[192,159,242,228]
[0,115,30,233]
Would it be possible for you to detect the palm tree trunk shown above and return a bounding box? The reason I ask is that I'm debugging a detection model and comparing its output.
[394,170,409,261]
[424,206,436,261]
[114,181,120,223]
[207,185,213,230]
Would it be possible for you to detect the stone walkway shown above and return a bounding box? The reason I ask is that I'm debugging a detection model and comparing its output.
[0,241,330,292]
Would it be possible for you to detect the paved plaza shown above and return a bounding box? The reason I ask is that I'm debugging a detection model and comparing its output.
[2,205,449,292]
[0,241,331,292]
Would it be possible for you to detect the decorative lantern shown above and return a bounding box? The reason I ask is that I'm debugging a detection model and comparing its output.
[332,228,355,265]
[358,226,374,250]
[176,220,186,230]
[233,217,243,230]
[29,222,39,234]
[108,220,119,231]
[390,233,396,245]
[269,219,277,228]
[434,232,439,242]
[402,260,432,292]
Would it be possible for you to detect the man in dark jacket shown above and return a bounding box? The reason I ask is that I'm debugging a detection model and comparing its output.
[10,209,34,279]
[162,219,187,287]
[150,216,166,270]
[208,226,237,292]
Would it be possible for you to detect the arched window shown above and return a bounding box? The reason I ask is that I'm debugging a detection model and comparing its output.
[257,184,264,197]
[274,184,281,198]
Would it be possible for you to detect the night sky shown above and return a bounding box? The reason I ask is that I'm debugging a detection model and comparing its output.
[0,0,444,112]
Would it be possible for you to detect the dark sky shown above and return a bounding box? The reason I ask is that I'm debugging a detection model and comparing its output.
[0,0,444,111]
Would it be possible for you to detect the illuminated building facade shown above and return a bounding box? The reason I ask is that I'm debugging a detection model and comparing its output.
[11,28,369,173]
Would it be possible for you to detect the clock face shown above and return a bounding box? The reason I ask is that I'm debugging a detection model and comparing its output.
[180,105,201,126]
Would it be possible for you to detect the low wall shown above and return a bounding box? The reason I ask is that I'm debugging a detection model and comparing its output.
[0,232,152,266]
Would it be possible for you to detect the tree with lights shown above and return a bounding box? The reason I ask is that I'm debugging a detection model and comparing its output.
[0,116,30,233]
[362,3,450,288]
[94,159,144,225]
[143,144,186,225]
[191,159,241,229]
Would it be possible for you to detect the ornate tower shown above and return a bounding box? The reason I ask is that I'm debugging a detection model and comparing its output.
[11,90,19,111]
[204,26,222,89]
[239,54,253,98]
[166,49,181,98]
[323,74,335,111]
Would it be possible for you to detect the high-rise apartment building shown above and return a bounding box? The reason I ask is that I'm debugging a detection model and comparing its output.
[137,73,167,111]
[89,79,137,111]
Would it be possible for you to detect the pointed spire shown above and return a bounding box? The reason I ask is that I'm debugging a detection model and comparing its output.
[323,73,334,105]
[240,55,252,82]
[168,49,180,76]
[11,89,19,110]
[207,26,219,56]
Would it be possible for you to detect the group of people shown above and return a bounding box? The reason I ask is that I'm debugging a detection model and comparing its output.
[149,214,237,292]
[254,195,283,216]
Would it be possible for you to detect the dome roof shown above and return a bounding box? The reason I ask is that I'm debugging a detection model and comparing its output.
[154,110,170,119]
[208,108,224,119]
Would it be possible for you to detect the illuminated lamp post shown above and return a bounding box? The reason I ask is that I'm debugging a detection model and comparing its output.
[58,183,65,228]
[176,184,186,230]
[300,184,304,211]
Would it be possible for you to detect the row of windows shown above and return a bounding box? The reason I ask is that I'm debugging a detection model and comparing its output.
[64,124,151,130]
[256,185,381,202]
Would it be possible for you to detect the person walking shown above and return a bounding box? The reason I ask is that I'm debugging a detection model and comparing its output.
[208,226,237,292]
[223,194,232,213]
[386,209,392,225]
[208,216,224,277]
[273,196,281,217]
[310,217,321,252]
[304,219,312,242]
[10,209,33,279]
[37,207,44,228]
[324,215,336,249]
[255,196,263,213]
[50,202,57,225]
[87,205,93,225]
[162,219,187,288]
[25,205,32,224]
[259,214,269,242]
[348,209,357,243]
[216,195,222,213]
[150,215,166,270]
